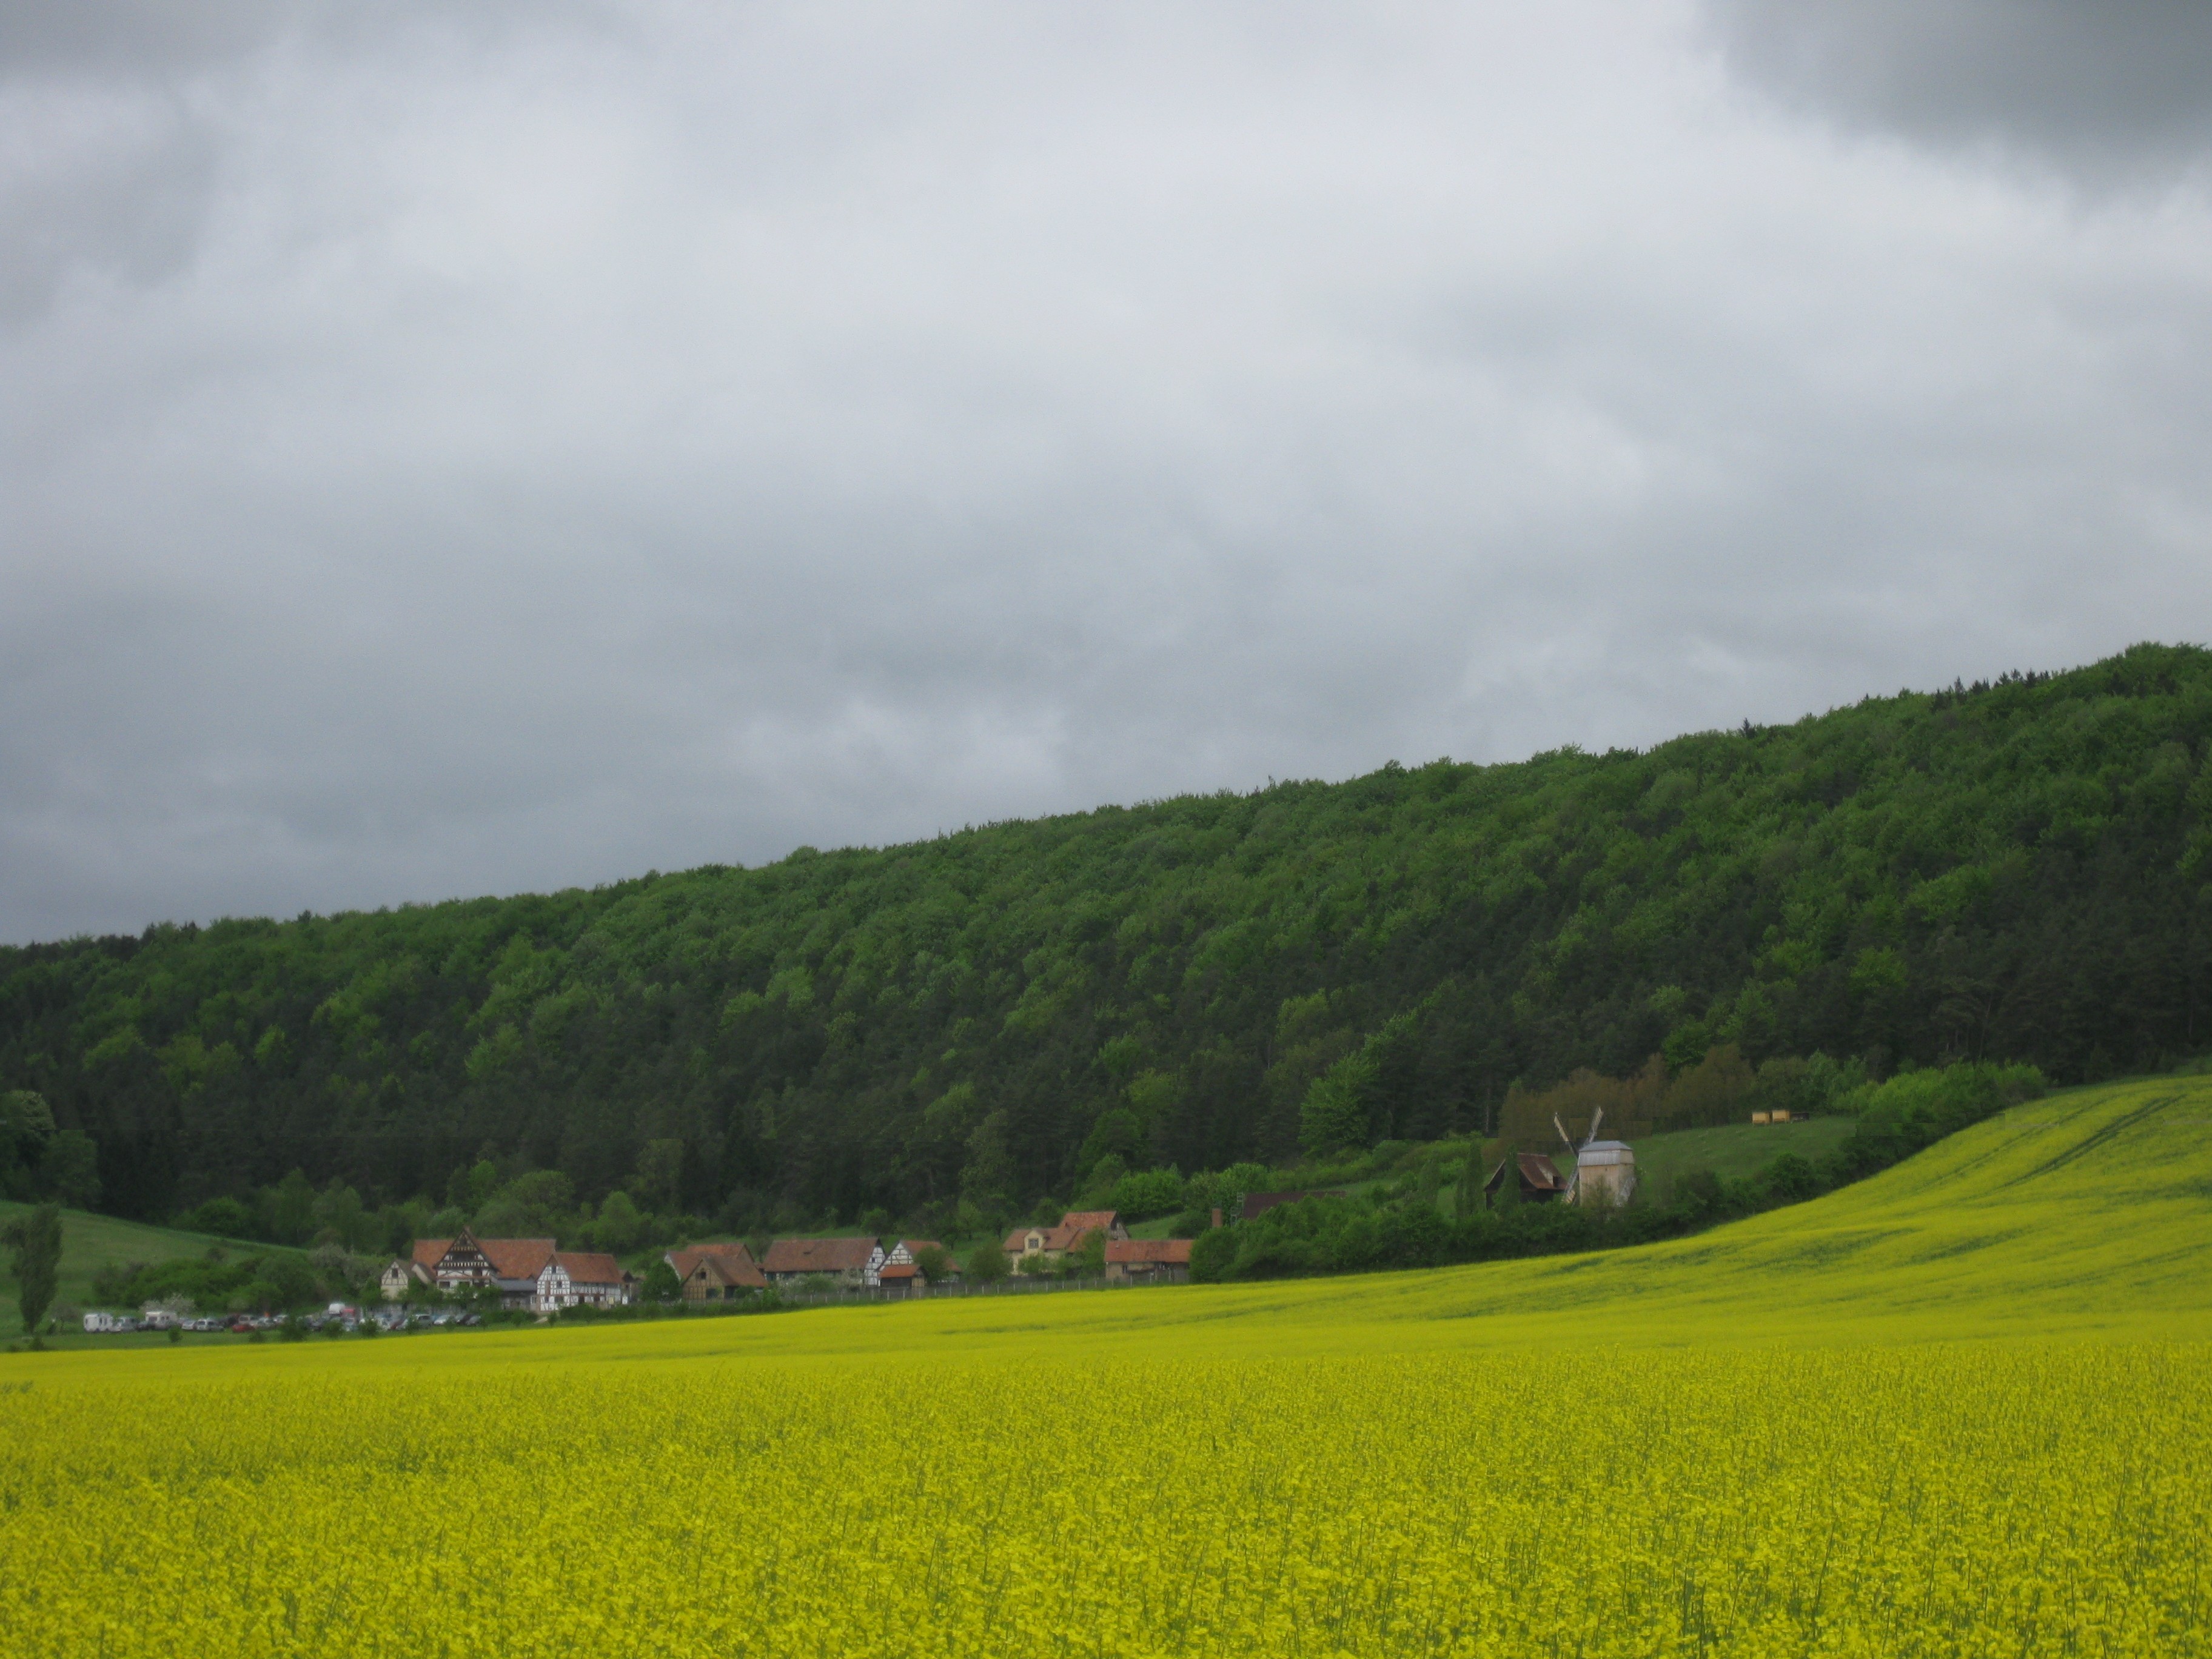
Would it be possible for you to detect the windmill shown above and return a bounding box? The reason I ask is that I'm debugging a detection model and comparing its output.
[1553,1108,1603,1203]
[1554,1108,1636,1207]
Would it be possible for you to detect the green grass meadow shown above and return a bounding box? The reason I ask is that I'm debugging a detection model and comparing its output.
[0,1204,289,1341]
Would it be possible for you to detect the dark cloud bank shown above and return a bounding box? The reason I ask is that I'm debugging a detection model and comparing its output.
[3,1,2210,941]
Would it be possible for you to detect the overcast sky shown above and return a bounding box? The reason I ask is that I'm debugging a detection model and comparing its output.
[4,1,2210,942]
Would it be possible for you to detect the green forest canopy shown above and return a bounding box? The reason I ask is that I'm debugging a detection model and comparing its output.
[3,642,2209,1238]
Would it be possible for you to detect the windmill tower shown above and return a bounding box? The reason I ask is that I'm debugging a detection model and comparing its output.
[1555,1108,1637,1208]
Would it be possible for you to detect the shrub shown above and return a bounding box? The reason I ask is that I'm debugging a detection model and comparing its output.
[1107,1167,1184,1219]
[1187,1225,1238,1283]
[178,1197,256,1240]
[965,1238,1009,1284]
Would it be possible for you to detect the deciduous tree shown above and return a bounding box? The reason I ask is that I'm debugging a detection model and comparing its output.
[1,1204,62,1335]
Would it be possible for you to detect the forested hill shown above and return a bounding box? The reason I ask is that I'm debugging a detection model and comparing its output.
[5,643,2211,1233]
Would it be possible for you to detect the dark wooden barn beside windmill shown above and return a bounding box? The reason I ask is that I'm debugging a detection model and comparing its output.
[1484,1151,1568,1205]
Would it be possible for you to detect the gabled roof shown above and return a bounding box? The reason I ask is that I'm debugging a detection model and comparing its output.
[1520,1151,1567,1190]
[876,1261,919,1281]
[898,1239,947,1258]
[551,1251,623,1286]
[1105,1238,1192,1265]
[478,1238,557,1280]
[760,1236,879,1275]
[1485,1152,1567,1195]
[413,1238,452,1270]
[1007,1210,1122,1254]
[669,1242,767,1289]
[1054,1210,1120,1245]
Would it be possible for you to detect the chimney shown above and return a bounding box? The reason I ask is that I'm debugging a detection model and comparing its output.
[1209,1207,1222,1230]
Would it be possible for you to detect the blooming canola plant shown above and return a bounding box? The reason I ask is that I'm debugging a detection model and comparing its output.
[1,1075,2208,1657]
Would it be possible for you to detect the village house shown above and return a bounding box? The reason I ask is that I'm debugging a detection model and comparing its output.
[883,1239,959,1284]
[535,1252,634,1312]
[379,1257,435,1301]
[410,1236,453,1282]
[405,1230,560,1308]
[876,1261,922,1295]
[666,1242,767,1301]
[1002,1210,1128,1274]
[1103,1238,1194,1285]
[484,1239,558,1310]
[759,1236,884,1289]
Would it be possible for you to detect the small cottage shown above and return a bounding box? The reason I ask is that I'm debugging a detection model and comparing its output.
[377,1258,435,1302]
[1103,1238,1193,1284]
[1002,1210,1129,1275]
[883,1239,959,1284]
[537,1251,632,1312]
[667,1242,768,1301]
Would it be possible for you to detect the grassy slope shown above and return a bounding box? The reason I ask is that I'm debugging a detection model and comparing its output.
[9,1072,2207,1376]
[1116,1117,1856,1233]
[0,1204,286,1340]
[1608,1115,1855,1190]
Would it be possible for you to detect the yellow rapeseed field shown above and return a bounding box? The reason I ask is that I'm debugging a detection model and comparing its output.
[4,1077,2210,1658]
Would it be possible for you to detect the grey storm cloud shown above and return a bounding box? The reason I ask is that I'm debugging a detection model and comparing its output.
[3,1,2211,941]
[1702,0,2212,178]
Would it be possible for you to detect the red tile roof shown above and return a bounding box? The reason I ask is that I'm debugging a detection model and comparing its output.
[1005,1211,1123,1255]
[760,1236,879,1275]
[668,1242,767,1289]
[412,1238,452,1270]
[478,1238,557,1280]
[1055,1210,1120,1244]
[898,1239,947,1258]
[1105,1238,1193,1265]
[876,1261,919,1281]
[552,1251,623,1286]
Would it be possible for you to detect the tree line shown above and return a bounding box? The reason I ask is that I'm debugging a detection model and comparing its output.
[0,643,2207,1244]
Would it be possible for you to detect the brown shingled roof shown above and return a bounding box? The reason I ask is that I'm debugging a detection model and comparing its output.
[1105,1238,1192,1265]
[552,1251,623,1286]
[478,1238,557,1280]
[876,1261,919,1281]
[668,1242,766,1289]
[1483,1152,1567,1198]
[412,1238,452,1270]
[760,1236,879,1275]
